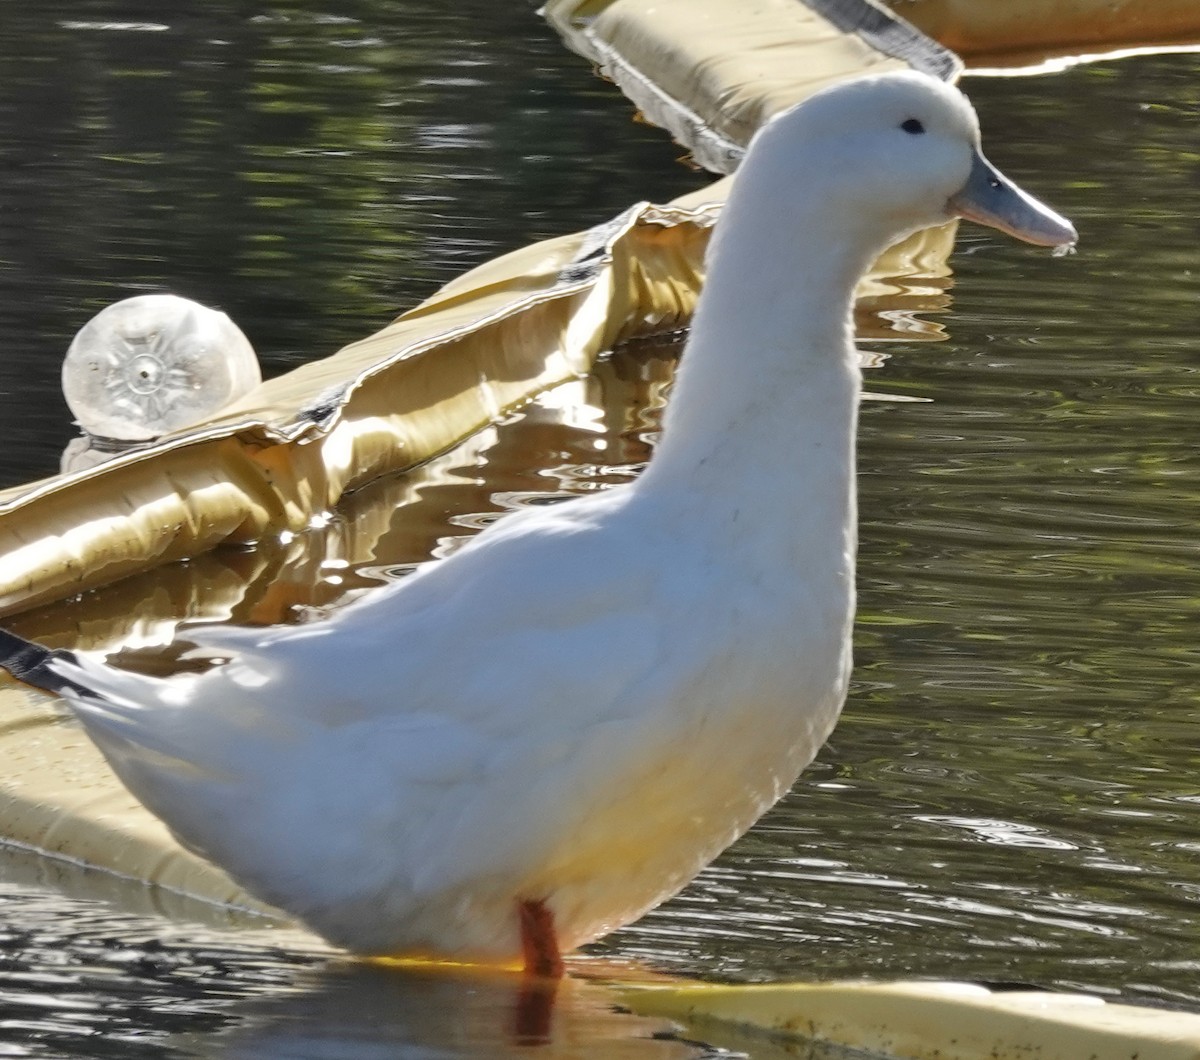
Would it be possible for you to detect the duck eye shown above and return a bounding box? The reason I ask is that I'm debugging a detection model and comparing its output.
[900,118,925,135]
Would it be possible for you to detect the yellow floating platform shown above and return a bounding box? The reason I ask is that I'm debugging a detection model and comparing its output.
[545,0,1200,174]
[894,0,1200,70]
[543,0,960,173]
[621,979,1200,1059]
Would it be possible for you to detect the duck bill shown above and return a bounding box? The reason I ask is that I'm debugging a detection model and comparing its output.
[948,150,1077,249]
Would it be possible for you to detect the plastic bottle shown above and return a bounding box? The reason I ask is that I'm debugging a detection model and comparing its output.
[61,294,261,442]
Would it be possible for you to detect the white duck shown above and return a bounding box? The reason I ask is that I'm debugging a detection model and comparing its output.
[0,71,1075,975]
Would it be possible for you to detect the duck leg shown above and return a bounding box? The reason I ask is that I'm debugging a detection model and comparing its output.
[513,899,562,1043]
[518,898,564,978]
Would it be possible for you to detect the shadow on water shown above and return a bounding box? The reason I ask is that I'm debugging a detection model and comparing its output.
[3,1,1200,1056]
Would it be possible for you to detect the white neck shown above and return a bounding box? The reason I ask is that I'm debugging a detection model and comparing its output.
[631,167,887,575]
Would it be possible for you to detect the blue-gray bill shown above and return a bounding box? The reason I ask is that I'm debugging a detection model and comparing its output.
[948,150,1077,249]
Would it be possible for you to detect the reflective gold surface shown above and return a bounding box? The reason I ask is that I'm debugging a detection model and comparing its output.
[544,0,959,172]
[893,0,1200,69]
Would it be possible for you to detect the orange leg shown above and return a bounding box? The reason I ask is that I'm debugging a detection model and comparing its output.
[514,899,562,1043]
[518,898,564,978]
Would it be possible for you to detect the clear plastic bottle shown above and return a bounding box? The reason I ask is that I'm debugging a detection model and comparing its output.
[61,294,261,442]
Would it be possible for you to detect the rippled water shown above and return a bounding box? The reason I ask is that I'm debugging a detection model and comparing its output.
[2,2,1200,1056]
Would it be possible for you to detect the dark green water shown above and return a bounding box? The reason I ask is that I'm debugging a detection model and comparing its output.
[1,2,1199,1057]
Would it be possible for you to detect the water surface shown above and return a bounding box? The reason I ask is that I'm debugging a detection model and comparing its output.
[1,3,1199,1056]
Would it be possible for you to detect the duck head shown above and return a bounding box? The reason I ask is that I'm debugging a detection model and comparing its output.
[746,71,1076,252]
